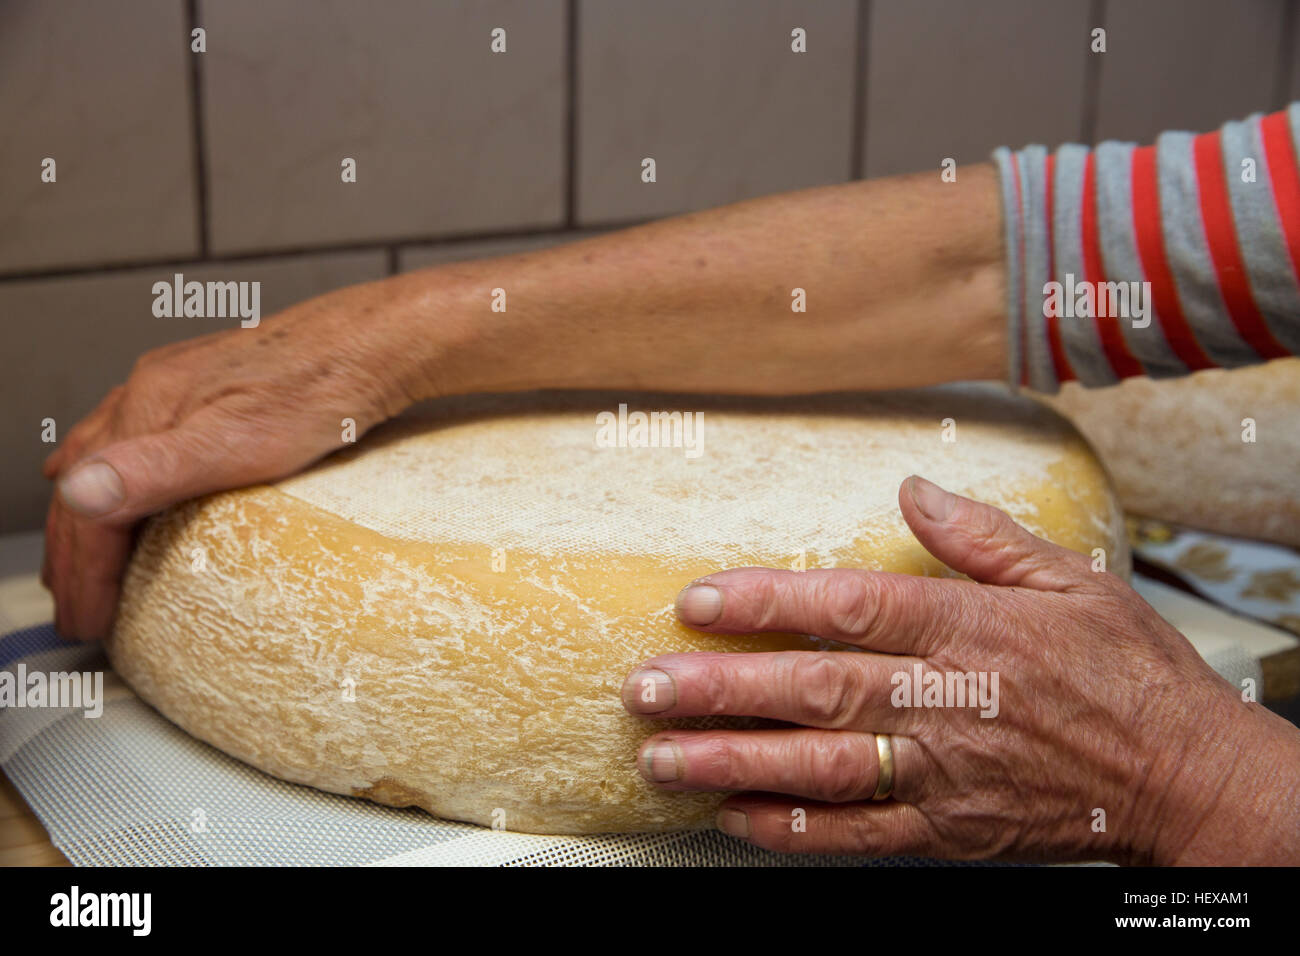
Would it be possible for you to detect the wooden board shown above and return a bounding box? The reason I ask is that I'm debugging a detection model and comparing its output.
[0,769,68,867]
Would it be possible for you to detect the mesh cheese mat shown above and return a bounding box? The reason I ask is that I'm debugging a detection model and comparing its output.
[0,563,1274,867]
[3,622,956,868]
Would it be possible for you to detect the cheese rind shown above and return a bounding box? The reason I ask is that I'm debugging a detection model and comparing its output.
[108,387,1127,833]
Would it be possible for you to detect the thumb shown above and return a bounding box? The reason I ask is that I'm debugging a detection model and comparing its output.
[898,475,1095,591]
[55,427,244,524]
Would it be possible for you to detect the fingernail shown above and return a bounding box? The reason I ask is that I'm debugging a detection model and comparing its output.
[622,668,676,714]
[717,808,750,839]
[639,740,683,783]
[58,461,125,517]
[909,475,956,522]
[675,584,722,625]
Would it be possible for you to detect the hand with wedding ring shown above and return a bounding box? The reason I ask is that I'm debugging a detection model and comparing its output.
[621,476,1300,865]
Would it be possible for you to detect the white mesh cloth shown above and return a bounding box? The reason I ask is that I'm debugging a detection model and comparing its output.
[1,620,897,867]
[0,603,1260,867]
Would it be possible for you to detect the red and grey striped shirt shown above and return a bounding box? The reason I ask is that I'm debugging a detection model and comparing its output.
[993,104,1300,393]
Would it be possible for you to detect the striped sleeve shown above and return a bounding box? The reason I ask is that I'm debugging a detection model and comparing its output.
[993,104,1300,393]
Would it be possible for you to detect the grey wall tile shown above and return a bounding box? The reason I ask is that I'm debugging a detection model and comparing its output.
[398,233,577,272]
[576,0,857,225]
[0,251,387,532]
[0,0,198,273]
[1291,3,1300,101]
[0,531,44,578]
[203,0,566,254]
[1096,0,1286,143]
[863,0,1092,178]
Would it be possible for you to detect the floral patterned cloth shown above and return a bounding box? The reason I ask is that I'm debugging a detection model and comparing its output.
[1128,518,1300,638]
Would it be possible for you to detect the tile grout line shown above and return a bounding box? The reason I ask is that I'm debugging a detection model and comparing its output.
[1274,0,1297,110]
[1080,0,1106,145]
[0,221,647,284]
[849,0,870,180]
[186,0,211,258]
[565,0,580,228]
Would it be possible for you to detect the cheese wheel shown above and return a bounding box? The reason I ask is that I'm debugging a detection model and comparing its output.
[107,386,1127,834]
[1039,358,1300,547]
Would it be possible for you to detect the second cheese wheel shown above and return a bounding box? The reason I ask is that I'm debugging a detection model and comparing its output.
[1038,358,1300,547]
[107,386,1127,834]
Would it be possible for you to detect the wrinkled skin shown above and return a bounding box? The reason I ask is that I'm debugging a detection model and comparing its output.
[41,281,422,639]
[622,477,1300,865]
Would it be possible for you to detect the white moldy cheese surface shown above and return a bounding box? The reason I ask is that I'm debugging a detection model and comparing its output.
[109,386,1128,834]
[275,386,1122,564]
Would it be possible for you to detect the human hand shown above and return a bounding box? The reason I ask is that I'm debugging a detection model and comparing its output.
[622,476,1300,864]
[41,279,431,640]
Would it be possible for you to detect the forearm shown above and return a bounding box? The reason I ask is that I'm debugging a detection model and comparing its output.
[381,164,1007,400]
[1150,695,1300,866]
[1194,707,1300,865]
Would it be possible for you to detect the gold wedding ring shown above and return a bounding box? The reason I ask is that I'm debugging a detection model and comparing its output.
[871,733,895,801]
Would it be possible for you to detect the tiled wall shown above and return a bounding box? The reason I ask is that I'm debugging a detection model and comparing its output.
[2,0,1297,531]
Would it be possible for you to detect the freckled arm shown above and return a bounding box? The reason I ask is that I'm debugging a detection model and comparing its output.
[378,165,1008,400]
